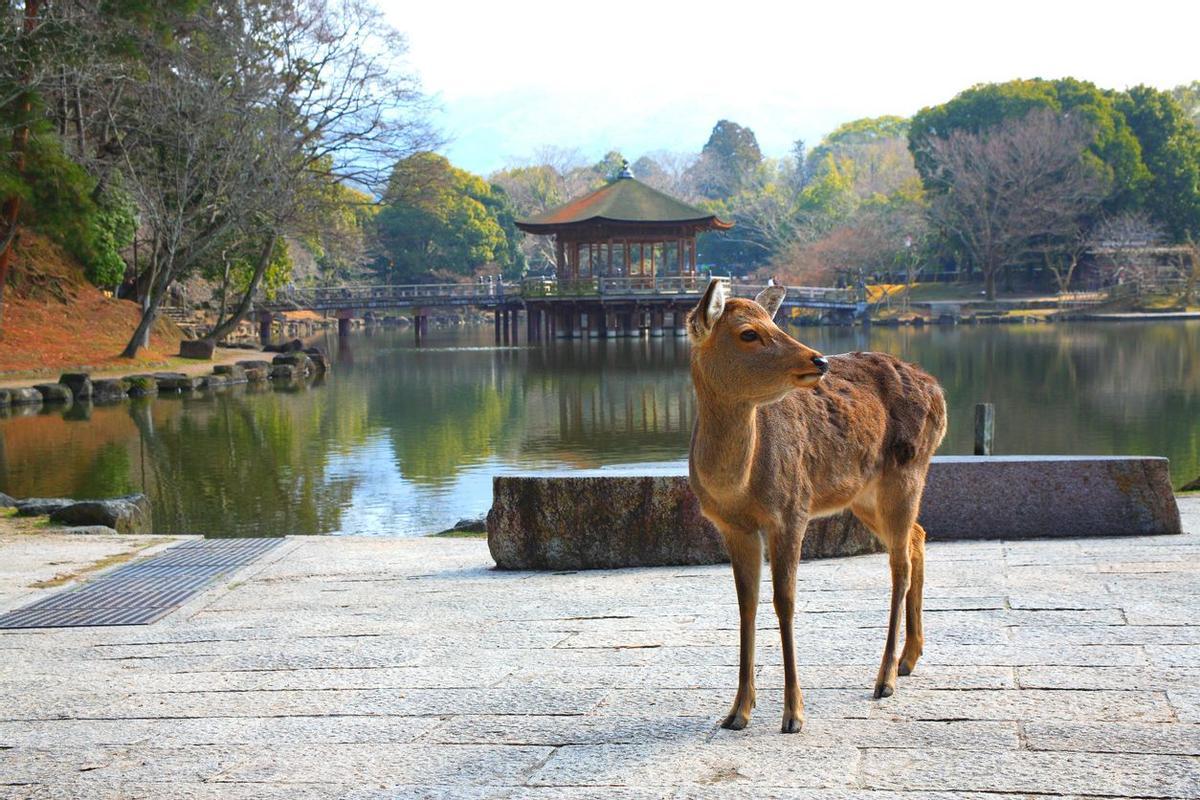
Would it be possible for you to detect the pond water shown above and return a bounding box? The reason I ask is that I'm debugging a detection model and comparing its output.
[3,320,1198,537]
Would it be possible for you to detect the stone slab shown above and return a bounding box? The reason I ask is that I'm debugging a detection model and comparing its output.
[489,457,1181,570]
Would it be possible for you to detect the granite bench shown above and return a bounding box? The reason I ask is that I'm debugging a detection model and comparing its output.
[487,456,1182,570]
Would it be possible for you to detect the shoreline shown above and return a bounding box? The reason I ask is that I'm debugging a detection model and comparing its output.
[0,345,271,388]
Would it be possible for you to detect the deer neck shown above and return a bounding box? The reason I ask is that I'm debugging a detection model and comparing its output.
[691,387,759,496]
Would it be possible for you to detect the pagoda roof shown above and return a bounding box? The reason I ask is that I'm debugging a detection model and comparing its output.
[515,176,732,234]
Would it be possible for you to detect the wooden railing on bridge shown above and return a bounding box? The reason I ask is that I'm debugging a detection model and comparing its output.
[259,277,860,312]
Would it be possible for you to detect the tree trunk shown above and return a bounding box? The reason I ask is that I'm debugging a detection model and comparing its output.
[984,262,997,301]
[204,234,277,343]
[0,0,42,332]
[121,299,160,358]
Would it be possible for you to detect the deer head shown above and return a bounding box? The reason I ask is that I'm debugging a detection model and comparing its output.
[687,278,829,405]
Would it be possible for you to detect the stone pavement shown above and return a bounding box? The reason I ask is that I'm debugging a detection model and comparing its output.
[1,500,1199,799]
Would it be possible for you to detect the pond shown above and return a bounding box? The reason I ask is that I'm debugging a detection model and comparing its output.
[2,320,1198,537]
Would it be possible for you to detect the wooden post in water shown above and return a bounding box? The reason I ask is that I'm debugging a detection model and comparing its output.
[974,402,994,456]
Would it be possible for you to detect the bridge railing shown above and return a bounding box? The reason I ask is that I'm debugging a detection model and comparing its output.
[521,275,711,297]
[265,278,858,309]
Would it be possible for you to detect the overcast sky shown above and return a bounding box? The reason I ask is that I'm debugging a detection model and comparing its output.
[379,0,1199,176]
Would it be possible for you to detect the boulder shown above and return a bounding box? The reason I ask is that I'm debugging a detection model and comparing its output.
[272,352,312,372]
[487,475,880,571]
[0,492,15,507]
[154,372,200,392]
[306,352,329,374]
[15,498,76,517]
[91,378,131,403]
[58,373,93,400]
[237,359,272,371]
[60,525,120,536]
[179,339,216,360]
[125,375,159,397]
[243,367,268,382]
[49,493,152,535]
[1182,475,1200,492]
[0,389,9,407]
[33,383,72,402]
[213,364,247,382]
[9,388,42,406]
[269,364,299,380]
[33,384,72,404]
[263,338,304,354]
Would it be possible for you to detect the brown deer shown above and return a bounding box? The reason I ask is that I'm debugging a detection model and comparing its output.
[686,278,947,733]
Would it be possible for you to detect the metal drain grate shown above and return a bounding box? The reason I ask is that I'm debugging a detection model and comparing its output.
[0,538,284,629]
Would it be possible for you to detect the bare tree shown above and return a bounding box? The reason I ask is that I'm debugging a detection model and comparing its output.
[202,0,436,343]
[921,109,1109,300]
[1089,211,1168,293]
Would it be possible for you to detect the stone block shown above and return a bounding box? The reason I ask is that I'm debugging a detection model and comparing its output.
[58,373,93,399]
[921,456,1181,540]
[0,389,9,407]
[179,338,216,360]
[244,367,268,382]
[272,352,312,372]
[49,493,152,535]
[213,364,246,382]
[125,375,159,397]
[8,387,42,406]
[0,492,15,507]
[487,456,1181,570]
[32,383,72,404]
[487,474,880,570]
[91,378,131,402]
[154,372,200,392]
[270,364,299,380]
[15,498,75,517]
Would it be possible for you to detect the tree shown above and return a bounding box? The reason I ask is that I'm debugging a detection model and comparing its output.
[1116,86,1200,242]
[1171,81,1200,127]
[920,109,1109,300]
[910,78,1148,215]
[1089,211,1168,292]
[374,153,518,281]
[690,119,762,199]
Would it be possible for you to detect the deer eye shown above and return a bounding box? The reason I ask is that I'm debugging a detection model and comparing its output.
[739,329,759,342]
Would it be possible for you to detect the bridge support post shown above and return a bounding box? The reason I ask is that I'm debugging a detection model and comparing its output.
[673,308,688,336]
[510,308,520,344]
[620,311,633,338]
[414,311,426,345]
[526,307,537,342]
[596,309,609,339]
[494,309,502,344]
[258,312,272,345]
[338,317,352,337]
[649,309,664,337]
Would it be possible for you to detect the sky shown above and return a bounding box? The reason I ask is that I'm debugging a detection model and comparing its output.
[379,0,1199,177]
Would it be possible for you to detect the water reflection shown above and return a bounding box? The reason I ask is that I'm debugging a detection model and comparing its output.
[1,320,1197,537]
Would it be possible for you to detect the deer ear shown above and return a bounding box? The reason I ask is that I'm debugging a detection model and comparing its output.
[688,278,727,341]
[755,284,786,320]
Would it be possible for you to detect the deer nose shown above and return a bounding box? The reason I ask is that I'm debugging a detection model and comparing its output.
[812,356,829,374]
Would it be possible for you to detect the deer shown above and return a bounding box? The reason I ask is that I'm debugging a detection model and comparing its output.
[686,278,947,733]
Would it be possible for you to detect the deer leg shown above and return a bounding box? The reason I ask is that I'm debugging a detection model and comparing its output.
[768,519,806,733]
[898,522,926,676]
[872,484,918,699]
[720,528,761,730]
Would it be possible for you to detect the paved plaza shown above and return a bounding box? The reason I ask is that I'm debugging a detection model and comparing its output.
[1,500,1198,798]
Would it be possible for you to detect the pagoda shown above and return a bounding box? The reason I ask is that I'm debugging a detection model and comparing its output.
[514,163,732,339]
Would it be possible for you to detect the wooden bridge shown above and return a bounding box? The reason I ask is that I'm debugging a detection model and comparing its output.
[256,277,867,342]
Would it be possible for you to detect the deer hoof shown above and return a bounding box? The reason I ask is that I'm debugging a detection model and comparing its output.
[720,712,750,731]
[873,683,894,699]
[897,660,916,677]
[780,716,804,734]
